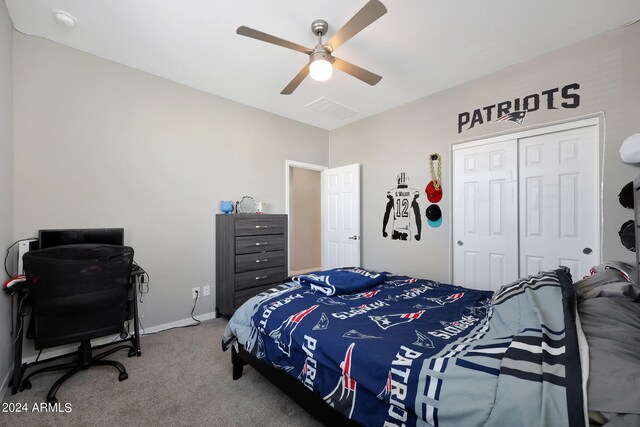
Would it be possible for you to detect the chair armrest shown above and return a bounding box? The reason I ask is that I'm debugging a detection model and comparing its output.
[3,276,28,295]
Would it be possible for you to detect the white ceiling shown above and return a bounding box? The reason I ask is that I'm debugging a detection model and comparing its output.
[6,0,640,130]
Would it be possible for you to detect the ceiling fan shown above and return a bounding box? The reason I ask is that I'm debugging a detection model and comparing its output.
[236,0,387,95]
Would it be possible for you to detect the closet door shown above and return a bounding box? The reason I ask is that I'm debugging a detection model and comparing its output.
[518,125,599,280]
[452,140,519,290]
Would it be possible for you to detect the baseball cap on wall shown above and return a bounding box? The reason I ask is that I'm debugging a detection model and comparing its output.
[618,181,634,209]
[619,220,636,252]
[425,204,442,228]
[425,181,442,203]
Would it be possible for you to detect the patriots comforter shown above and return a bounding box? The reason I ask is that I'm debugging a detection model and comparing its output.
[222,269,586,427]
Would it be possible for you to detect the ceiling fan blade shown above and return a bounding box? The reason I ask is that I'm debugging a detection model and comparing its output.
[326,0,387,52]
[237,26,311,54]
[281,64,310,95]
[332,57,382,86]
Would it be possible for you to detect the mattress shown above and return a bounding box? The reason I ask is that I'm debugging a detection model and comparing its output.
[223,269,587,427]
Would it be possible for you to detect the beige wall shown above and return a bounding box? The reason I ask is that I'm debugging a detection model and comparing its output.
[6,14,640,372]
[0,0,12,389]
[290,167,321,272]
[12,33,329,341]
[329,23,640,282]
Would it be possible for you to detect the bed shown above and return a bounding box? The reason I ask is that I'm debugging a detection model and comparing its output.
[222,267,599,427]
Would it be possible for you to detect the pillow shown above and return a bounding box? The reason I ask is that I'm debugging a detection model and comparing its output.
[573,269,640,301]
[619,133,640,163]
[578,298,640,415]
[292,267,384,296]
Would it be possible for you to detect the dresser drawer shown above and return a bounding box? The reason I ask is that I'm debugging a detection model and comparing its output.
[235,266,286,291]
[235,235,285,255]
[235,283,280,309]
[235,217,285,236]
[235,251,285,273]
[217,214,288,318]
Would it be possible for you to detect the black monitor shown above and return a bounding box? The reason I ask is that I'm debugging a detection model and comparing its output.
[39,228,125,249]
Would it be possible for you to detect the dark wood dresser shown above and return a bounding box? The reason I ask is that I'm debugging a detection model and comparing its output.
[216,214,288,317]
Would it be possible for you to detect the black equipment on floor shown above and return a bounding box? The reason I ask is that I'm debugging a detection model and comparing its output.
[18,244,136,403]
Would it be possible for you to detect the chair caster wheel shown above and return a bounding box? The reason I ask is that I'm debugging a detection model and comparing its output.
[19,380,32,391]
[128,349,136,357]
[47,397,58,405]
[119,372,128,381]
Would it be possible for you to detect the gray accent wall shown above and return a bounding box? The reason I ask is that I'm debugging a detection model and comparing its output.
[0,0,12,390]
[12,33,328,342]
[329,23,640,283]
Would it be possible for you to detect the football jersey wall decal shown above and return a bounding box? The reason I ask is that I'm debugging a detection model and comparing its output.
[382,172,422,241]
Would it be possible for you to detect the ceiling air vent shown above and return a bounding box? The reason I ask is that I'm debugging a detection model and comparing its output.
[305,97,358,120]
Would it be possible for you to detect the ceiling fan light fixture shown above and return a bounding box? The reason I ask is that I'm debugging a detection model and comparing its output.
[237,1,387,94]
[309,52,332,82]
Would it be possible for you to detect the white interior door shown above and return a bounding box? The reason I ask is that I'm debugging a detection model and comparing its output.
[519,125,600,280]
[452,140,519,290]
[321,164,361,269]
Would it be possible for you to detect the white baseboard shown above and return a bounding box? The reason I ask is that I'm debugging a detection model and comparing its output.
[139,311,217,335]
[1,310,217,398]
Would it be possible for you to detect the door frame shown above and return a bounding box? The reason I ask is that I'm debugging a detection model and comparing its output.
[285,160,328,273]
[448,114,604,283]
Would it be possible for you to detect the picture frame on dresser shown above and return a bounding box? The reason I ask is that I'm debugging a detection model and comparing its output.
[215,214,288,317]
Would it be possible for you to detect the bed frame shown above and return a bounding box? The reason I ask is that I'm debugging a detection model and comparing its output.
[232,345,360,426]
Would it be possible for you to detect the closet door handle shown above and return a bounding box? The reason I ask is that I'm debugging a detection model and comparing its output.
[583,247,592,255]
[457,240,464,246]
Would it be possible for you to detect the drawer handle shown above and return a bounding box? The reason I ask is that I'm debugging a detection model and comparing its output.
[255,225,269,229]
[255,275,268,280]
[255,242,268,246]
[255,259,268,263]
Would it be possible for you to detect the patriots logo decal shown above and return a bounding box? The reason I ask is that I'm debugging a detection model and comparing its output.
[413,330,435,348]
[324,343,357,418]
[312,312,330,331]
[317,297,346,306]
[370,310,425,330]
[269,305,319,356]
[339,289,381,300]
[343,329,382,339]
[494,110,527,125]
[377,371,393,400]
[427,292,465,306]
[385,278,418,288]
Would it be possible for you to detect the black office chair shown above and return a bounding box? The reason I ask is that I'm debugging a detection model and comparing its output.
[20,244,135,403]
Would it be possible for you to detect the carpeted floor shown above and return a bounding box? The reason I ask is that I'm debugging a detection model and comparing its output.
[0,318,322,426]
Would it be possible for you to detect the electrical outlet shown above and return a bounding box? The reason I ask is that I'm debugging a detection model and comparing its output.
[203,285,211,297]
[192,287,200,299]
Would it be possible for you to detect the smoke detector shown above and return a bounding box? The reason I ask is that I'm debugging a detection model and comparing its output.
[53,10,77,28]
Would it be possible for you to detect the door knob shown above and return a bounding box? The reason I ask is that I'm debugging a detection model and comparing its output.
[583,247,592,255]
[457,240,464,246]
[348,235,359,240]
